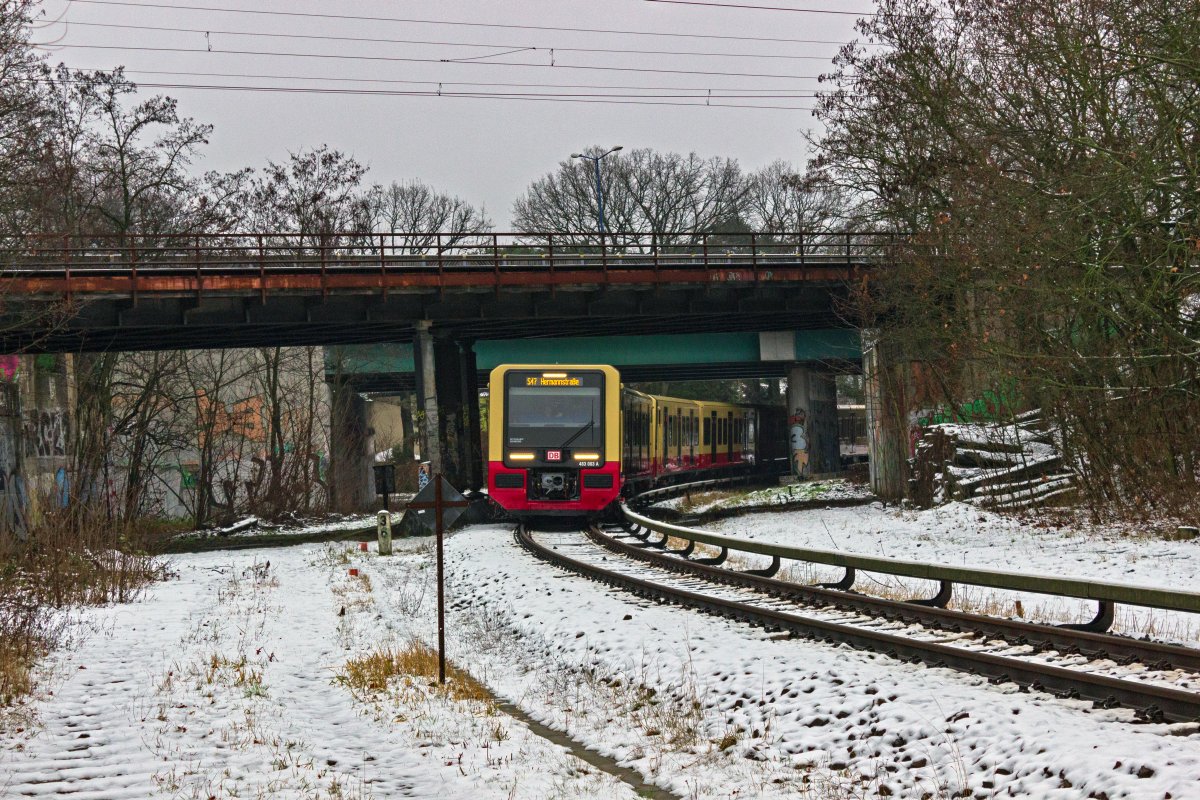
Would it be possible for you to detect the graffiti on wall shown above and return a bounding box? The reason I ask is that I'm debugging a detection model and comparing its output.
[908,383,1022,456]
[196,392,265,449]
[24,409,68,458]
[915,384,1020,429]
[789,407,810,479]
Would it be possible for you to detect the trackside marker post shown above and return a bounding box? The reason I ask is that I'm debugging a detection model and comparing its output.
[376,512,392,555]
[373,463,397,556]
[407,474,469,684]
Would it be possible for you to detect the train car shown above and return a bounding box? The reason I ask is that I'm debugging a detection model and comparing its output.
[621,387,655,492]
[487,364,622,516]
[488,363,786,518]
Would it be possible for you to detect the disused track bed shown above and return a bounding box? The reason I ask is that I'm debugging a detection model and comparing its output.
[516,525,1200,724]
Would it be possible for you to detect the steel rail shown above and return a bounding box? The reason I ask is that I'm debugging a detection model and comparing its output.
[621,505,1200,624]
[588,523,1200,672]
[516,525,1200,723]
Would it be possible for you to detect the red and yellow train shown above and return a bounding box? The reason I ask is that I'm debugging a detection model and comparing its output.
[487,364,785,517]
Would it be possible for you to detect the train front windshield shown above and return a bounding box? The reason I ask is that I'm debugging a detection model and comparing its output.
[505,372,604,450]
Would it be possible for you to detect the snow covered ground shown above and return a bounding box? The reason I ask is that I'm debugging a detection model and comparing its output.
[3,508,1200,799]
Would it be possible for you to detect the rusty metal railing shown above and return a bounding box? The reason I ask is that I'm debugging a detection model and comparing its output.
[0,230,898,298]
[0,230,895,273]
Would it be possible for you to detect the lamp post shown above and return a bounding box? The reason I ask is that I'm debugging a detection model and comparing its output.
[571,146,623,243]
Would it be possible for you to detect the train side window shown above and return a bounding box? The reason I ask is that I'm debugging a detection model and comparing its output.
[703,417,710,445]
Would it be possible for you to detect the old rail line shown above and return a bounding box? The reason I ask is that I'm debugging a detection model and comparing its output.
[515,496,1200,723]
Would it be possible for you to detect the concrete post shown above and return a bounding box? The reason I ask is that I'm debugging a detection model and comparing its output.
[414,321,442,478]
[459,341,484,491]
[329,381,371,512]
[786,365,839,478]
[862,331,907,500]
[376,510,393,555]
[433,335,466,488]
[414,323,478,490]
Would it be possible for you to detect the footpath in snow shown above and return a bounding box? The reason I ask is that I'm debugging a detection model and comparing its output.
[3,511,1200,799]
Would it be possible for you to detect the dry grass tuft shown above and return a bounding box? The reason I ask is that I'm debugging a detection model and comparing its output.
[677,490,736,512]
[337,640,491,703]
[1,503,168,708]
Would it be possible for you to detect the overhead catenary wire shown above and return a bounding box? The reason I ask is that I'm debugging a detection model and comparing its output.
[644,0,877,13]
[643,0,952,20]
[69,67,833,96]
[50,20,848,61]
[39,43,829,81]
[46,20,849,61]
[23,76,819,111]
[59,0,873,46]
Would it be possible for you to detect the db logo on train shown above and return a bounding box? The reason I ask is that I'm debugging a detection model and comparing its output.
[546,450,562,462]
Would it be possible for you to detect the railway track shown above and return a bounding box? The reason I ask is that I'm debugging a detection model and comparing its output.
[517,523,1200,724]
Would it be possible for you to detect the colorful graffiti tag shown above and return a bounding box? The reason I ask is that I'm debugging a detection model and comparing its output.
[915,383,1020,429]
[23,410,68,458]
[789,407,810,479]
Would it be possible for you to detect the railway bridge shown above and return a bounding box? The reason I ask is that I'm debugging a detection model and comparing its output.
[0,230,894,504]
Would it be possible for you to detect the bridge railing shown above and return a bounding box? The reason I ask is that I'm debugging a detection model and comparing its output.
[0,230,899,278]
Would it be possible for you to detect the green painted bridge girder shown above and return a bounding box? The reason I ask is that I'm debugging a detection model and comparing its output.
[327,330,862,376]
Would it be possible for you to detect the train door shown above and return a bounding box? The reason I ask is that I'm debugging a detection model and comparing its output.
[657,407,665,473]
[691,410,700,465]
[747,410,757,464]
[664,408,672,469]
[709,411,717,465]
[732,410,741,463]
[642,408,651,473]
[726,412,734,462]
[673,408,682,468]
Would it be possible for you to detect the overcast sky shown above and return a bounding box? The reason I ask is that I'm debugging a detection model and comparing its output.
[34,0,872,225]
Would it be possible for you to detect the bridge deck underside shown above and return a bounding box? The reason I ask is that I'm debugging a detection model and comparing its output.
[2,280,858,352]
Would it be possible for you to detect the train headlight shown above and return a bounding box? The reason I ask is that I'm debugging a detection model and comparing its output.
[572,452,601,461]
[509,452,535,461]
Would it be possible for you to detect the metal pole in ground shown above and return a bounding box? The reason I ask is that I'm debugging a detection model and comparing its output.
[436,474,446,685]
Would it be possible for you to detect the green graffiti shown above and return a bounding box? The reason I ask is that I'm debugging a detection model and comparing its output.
[917,382,1020,427]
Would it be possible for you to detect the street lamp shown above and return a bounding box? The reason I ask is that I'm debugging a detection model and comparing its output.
[571,146,623,239]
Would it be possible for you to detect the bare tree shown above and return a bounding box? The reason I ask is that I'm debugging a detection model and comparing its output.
[512,147,750,246]
[744,161,848,234]
[181,349,255,526]
[0,1,53,236]
[812,0,1200,516]
[363,179,491,253]
[241,145,369,241]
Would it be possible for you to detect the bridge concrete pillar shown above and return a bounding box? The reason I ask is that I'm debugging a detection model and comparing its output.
[329,381,372,512]
[414,321,442,479]
[459,341,484,491]
[414,323,476,491]
[862,331,907,500]
[786,365,839,478]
